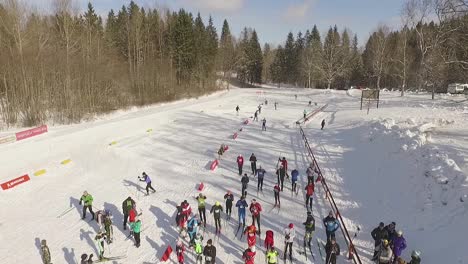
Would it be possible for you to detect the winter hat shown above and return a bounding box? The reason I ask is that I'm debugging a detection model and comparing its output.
[289,223,294,228]
[252,199,256,203]
[379,222,385,227]
[207,239,213,245]
[215,201,221,206]
[397,230,403,236]
[199,193,203,197]
[41,239,47,245]
[142,172,147,176]
[81,254,88,260]
[329,211,333,216]
[411,250,421,257]
[382,239,389,246]
[183,200,188,204]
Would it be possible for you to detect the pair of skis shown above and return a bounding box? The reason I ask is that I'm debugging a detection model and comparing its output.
[94,255,126,263]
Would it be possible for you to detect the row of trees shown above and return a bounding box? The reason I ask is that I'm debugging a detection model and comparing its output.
[264,0,468,97]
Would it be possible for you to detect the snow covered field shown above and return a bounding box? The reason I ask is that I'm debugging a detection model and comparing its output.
[0,87,467,264]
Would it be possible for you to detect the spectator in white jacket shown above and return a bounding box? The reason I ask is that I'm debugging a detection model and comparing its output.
[283,223,295,261]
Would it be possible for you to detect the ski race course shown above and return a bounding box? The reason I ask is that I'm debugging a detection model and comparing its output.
[0,87,467,264]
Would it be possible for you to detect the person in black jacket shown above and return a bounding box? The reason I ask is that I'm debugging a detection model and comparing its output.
[249,153,257,175]
[203,239,216,264]
[276,165,286,191]
[371,222,389,260]
[241,173,250,197]
[224,191,234,220]
[325,238,340,264]
[122,196,135,230]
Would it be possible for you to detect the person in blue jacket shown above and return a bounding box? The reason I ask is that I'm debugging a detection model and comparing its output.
[323,211,340,241]
[291,169,299,193]
[236,196,248,227]
[187,215,200,244]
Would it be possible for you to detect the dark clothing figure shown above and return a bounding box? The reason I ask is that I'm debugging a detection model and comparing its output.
[371,223,389,259]
[241,174,250,196]
[262,118,267,131]
[236,105,240,115]
[224,192,234,219]
[321,119,325,130]
[203,240,216,264]
[325,240,340,264]
[276,166,286,191]
[122,197,135,230]
[249,154,257,175]
[274,185,280,206]
[139,172,156,195]
[41,240,51,264]
[256,168,265,191]
[210,203,224,232]
[274,102,278,110]
[80,254,94,264]
[253,111,258,121]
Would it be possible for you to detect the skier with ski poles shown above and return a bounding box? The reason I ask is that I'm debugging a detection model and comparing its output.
[95,231,107,260]
[306,162,319,184]
[283,223,295,261]
[323,211,340,241]
[242,246,256,264]
[274,102,278,110]
[241,173,250,197]
[325,237,340,264]
[138,172,156,195]
[236,196,248,228]
[103,210,113,244]
[256,166,265,191]
[195,193,207,227]
[291,169,299,194]
[79,191,95,220]
[40,239,51,264]
[244,224,257,247]
[262,118,267,131]
[279,157,288,178]
[249,199,262,234]
[210,201,223,234]
[303,211,315,248]
[130,218,142,248]
[266,247,279,264]
[193,233,204,263]
[264,230,275,251]
[224,191,234,220]
[273,183,281,208]
[249,153,257,175]
[371,222,389,260]
[305,182,315,212]
[253,111,258,121]
[321,119,326,130]
[122,196,135,230]
[176,239,185,264]
[276,164,286,191]
[237,154,245,175]
[187,215,200,245]
[203,239,216,264]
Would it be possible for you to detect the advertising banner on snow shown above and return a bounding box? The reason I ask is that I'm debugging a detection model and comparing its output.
[15,125,48,141]
[1,174,30,190]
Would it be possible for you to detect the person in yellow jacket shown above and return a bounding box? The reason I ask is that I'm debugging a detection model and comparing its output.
[195,193,207,227]
[266,246,279,264]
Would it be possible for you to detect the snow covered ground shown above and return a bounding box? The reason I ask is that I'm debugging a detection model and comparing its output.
[0,87,467,264]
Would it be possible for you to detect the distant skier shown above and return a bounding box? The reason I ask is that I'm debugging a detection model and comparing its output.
[283,223,295,261]
[236,105,240,115]
[236,196,248,227]
[256,166,265,191]
[175,205,183,227]
[264,230,275,250]
[249,199,262,234]
[274,102,278,110]
[265,99,268,105]
[305,182,315,212]
[40,239,51,264]
[203,239,216,264]
[80,253,94,264]
[378,239,393,264]
[241,173,250,197]
[321,119,325,130]
[266,246,279,264]
[279,157,288,174]
[276,164,286,191]
[176,239,185,264]
[323,211,340,241]
[408,250,421,264]
[308,101,312,106]
[179,200,192,232]
[291,169,299,193]
[237,154,244,175]
[122,196,135,230]
[218,144,226,158]
[392,230,407,263]
[325,237,340,264]
[258,105,262,114]
[102,210,113,244]
[303,211,315,247]
[262,118,267,131]
[306,163,318,184]
[371,222,389,260]
[249,153,257,175]
[224,191,234,220]
[79,191,95,220]
[295,94,297,100]
[303,109,307,119]
[187,215,200,244]
[273,183,281,207]
[139,172,156,195]
[253,110,259,121]
[210,201,224,233]
[131,219,142,248]
[195,193,207,227]
[95,231,107,259]
[245,224,257,247]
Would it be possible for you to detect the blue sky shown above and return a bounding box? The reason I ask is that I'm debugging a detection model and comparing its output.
[35,0,406,46]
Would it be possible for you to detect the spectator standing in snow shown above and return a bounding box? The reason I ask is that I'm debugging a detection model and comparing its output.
[279,157,288,177]
[306,163,318,184]
[249,153,257,175]
[203,239,216,264]
[392,230,407,263]
[262,118,267,131]
[79,191,95,220]
[237,155,244,175]
[236,105,240,115]
[378,240,393,264]
[139,172,156,195]
[224,191,234,220]
[371,222,389,260]
[323,211,340,241]
[385,222,397,242]
[283,223,295,261]
[325,238,340,264]
[274,102,278,110]
[131,219,142,248]
[321,119,326,130]
[41,240,51,264]
[256,166,265,191]
[276,164,286,191]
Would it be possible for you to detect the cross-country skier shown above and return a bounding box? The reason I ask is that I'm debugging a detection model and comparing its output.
[303,211,315,247]
[210,201,224,234]
[306,163,318,184]
[194,233,204,263]
[237,154,245,175]
[256,166,265,191]
[283,223,295,261]
[308,101,312,106]
[130,219,142,248]
[41,239,51,264]
[258,105,262,114]
[303,109,307,119]
[80,254,94,264]
[103,210,113,244]
[291,169,299,193]
[122,196,135,230]
[175,205,182,226]
[273,184,281,207]
[249,199,262,234]
[245,224,257,248]
[79,191,95,220]
[408,250,421,264]
[371,222,389,260]
[139,172,156,195]
[295,94,297,100]
[236,105,240,115]
[262,118,267,131]
[323,211,340,241]
[378,239,393,264]
[321,119,326,130]
[203,239,216,264]
[187,215,200,244]
[325,237,340,264]
[241,173,250,197]
[254,111,258,121]
[236,196,248,227]
[249,153,257,175]
[279,157,288,174]
[218,144,225,158]
[176,239,185,264]
[276,165,286,191]
[195,193,207,227]
[266,247,279,264]
[392,230,407,263]
[274,102,277,110]
[264,230,274,250]
[265,99,268,105]
[95,231,107,260]
[305,182,315,212]
[243,246,256,264]
[224,191,234,220]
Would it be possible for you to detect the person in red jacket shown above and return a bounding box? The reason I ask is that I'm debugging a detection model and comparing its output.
[264,230,274,250]
[243,246,256,264]
[279,157,288,178]
[249,199,262,234]
[176,239,185,264]
[273,184,281,208]
[245,224,257,247]
[180,200,192,231]
[305,182,315,212]
[237,155,244,175]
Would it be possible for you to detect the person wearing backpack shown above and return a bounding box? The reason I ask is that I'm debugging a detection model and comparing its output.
[243,246,256,264]
[122,196,135,230]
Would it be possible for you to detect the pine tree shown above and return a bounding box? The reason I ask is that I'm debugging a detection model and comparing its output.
[283,32,298,84]
[248,30,263,83]
[219,19,234,79]
[270,45,286,87]
[303,25,322,88]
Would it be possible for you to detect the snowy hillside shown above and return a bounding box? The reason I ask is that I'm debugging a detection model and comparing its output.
[0,87,467,264]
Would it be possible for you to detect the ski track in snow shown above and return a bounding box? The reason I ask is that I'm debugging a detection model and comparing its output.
[0,88,467,264]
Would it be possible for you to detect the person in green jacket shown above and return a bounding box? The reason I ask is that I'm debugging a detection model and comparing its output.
[79,191,95,220]
[266,246,279,264]
[41,239,51,264]
[130,219,142,248]
[94,231,106,260]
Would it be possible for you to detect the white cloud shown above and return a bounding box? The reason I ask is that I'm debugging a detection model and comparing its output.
[283,0,316,21]
[182,0,245,12]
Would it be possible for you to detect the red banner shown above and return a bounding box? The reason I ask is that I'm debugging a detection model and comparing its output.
[1,174,30,190]
[15,125,48,141]
[210,159,219,171]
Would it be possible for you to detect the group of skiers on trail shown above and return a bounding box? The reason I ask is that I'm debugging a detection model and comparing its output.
[371,222,421,264]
